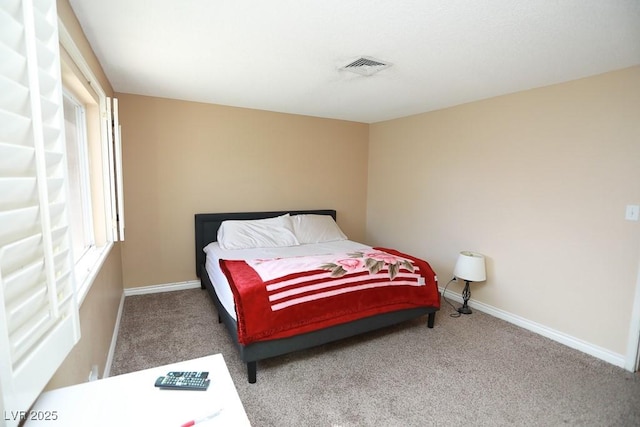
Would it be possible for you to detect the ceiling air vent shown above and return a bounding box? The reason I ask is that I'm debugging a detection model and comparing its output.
[340,56,391,76]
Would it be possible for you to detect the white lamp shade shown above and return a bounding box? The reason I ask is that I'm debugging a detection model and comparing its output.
[453,251,487,282]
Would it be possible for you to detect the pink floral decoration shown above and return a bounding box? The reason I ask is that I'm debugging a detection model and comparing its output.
[336,258,363,271]
[365,251,401,265]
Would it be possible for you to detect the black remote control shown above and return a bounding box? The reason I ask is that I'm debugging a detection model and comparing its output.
[154,373,210,391]
[166,371,209,379]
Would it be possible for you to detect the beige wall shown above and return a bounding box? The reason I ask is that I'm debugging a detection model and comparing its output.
[47,0,124,389]
[367,66,640,356]
[117,94,369,288]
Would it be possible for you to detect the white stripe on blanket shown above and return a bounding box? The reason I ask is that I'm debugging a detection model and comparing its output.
[268,271,423,300]
[271,279,421,311]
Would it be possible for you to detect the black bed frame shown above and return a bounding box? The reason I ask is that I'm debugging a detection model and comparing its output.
[194,209,438,383]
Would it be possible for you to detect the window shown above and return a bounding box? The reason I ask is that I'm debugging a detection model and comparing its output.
[0,0,123,423]
[59,52,121,303]
[63,93,94,264]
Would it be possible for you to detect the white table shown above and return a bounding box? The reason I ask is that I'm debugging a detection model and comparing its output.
[25,354,251,427]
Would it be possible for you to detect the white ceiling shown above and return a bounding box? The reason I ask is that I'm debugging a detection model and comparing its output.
[68,0,640,123]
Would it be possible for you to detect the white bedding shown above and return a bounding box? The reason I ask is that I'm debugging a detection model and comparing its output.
[203,240,372,320]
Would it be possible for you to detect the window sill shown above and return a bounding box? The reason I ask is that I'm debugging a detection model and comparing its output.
[75,241,114,306]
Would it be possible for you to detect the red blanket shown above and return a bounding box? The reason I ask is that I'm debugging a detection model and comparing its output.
[219,247,440,345]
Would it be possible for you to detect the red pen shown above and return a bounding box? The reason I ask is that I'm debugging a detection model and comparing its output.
[180,409,222,427]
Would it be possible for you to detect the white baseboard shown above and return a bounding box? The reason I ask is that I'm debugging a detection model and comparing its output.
[104,280,201,378]
[123,280,201,296]
[107,281,626,373]
[439,287,626,369]
[103,292,125,378]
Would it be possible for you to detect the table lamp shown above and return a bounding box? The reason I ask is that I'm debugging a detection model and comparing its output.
[453,251,486,315]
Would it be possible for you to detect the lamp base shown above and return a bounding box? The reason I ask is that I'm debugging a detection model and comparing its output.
[457,306,472,315]
[457,279,473,315]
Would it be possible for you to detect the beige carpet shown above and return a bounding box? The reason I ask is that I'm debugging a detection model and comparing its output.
[110,289,640,426]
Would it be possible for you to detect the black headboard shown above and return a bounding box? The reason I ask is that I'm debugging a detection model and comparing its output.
[194,209,337,277]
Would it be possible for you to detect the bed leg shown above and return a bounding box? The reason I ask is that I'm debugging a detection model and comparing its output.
[247,362,257,384]
[217,315,222,324]
[427,312,435,328]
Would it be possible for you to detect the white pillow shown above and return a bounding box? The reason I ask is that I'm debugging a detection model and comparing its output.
[291,214,348,244]
[217,214,300,250]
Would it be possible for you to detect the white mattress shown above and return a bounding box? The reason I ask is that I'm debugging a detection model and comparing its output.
[203,240,372,320]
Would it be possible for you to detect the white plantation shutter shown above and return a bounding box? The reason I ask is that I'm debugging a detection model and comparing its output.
[0,0,80,422]
[105,97,125,241]
[113,98,125,241]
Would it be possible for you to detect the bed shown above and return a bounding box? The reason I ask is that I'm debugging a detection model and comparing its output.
[195,209,440,383]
